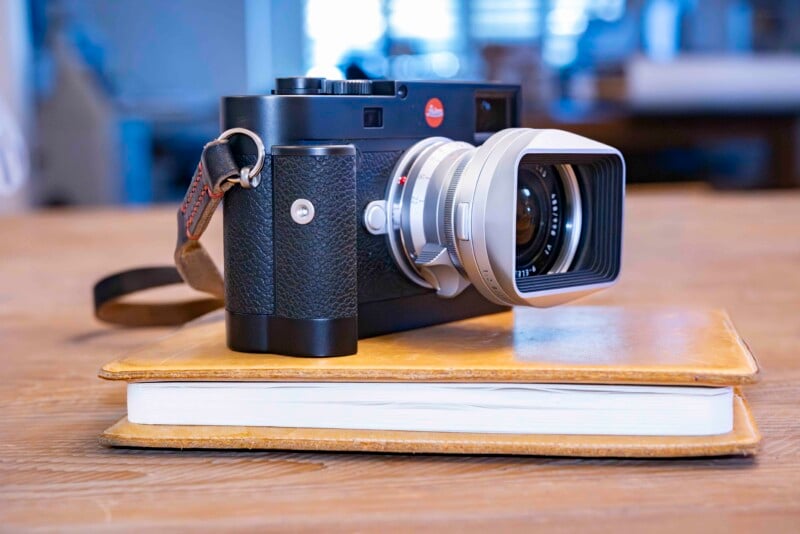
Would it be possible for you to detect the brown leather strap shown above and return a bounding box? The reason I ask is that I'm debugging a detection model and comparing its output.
[93,267,223,326]
[94,139,241,327]
[174,139,239,298]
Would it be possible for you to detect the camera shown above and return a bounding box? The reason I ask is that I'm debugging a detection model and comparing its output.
[221,77,625,357]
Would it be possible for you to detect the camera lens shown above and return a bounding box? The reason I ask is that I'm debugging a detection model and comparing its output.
[515,163,579,278]
[383,128,593,307]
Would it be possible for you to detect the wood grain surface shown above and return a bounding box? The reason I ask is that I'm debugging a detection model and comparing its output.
[1,186,799,531]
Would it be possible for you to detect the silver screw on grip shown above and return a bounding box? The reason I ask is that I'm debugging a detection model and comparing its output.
[291,199,315,224]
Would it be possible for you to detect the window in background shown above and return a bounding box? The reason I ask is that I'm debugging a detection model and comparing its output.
[303,0,627,79]
[386,0,463,78]
[544,0,626,67]
[471,0,542,41]
[388,0,457,43]
[305,0,463,80]
[305,0,385,79]
[642,0,682,61]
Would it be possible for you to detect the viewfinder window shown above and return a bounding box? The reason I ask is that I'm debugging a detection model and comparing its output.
[363,107,383,128]
[475,96,509,133]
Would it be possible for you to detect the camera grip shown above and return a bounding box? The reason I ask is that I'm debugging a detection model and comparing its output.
[225,146,358,356]
[272,145,358,317]
[270,145,358,355]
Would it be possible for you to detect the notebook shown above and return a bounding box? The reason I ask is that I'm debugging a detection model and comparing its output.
[127,382,735,436]
[99,306,761,457]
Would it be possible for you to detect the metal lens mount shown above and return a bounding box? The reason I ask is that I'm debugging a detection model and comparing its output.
[382,137,475,297]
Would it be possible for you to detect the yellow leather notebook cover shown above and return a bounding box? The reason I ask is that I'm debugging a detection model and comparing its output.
[101,306,758,386]
[101,393,759,457]
[99,306,761,457]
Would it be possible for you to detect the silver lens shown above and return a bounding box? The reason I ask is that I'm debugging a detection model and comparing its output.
[377,128,605,307]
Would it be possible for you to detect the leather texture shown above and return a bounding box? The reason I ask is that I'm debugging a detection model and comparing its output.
[273,151,358,320]
[100,306,759,386]
[101,392,760,457]
[94,141,237,327]
[355,150,430,303]
[223,155,275,315]
[94,267,222,327]
[99,305,761,457]
[175,140,239,298]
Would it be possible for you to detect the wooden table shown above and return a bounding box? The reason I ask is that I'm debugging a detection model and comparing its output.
[2,186,799,531]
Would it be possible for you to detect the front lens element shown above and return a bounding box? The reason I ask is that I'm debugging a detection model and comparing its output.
[515,162,582,278]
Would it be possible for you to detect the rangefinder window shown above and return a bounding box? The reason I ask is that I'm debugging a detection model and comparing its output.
[363,107,383,128]
[475,95,510,133]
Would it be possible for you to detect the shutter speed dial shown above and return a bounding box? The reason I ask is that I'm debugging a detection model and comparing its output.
[326,80,373,95]
[274,77,326,95]
[274,78,374,95]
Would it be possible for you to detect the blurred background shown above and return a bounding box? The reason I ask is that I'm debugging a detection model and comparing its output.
[0,0,798,212]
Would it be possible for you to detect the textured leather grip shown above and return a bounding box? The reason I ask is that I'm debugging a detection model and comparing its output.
[224,145,359,355]
[272,147,358,320]
[223,155,275,315]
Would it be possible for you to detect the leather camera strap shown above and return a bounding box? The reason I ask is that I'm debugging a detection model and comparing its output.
[94,134,260,327]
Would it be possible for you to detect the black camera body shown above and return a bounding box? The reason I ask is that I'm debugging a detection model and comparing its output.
[222,78,520,356]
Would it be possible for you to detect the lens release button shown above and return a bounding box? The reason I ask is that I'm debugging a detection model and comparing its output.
[363,200,388,235]
[455,203,471,241]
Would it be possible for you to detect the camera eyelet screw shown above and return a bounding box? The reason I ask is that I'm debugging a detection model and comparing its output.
[237,166,261,189]
[291,199,315,225]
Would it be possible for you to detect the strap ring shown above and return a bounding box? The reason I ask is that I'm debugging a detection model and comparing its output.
[217,127,266,189]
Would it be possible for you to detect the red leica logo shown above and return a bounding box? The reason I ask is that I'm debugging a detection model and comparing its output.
[425,98,444,128]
